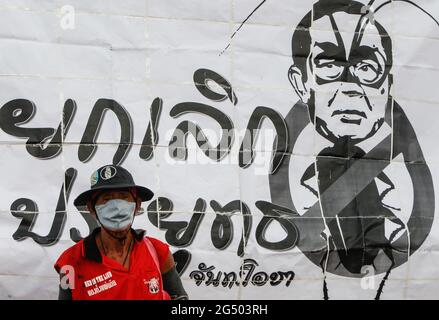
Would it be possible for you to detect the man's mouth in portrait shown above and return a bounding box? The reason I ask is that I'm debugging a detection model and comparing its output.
[332,109,367,125]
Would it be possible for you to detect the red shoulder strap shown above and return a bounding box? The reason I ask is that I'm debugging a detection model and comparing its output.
[143,237,171,300]
[144,237,160,272]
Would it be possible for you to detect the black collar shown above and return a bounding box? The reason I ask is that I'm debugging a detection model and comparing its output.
[83,227,146,263]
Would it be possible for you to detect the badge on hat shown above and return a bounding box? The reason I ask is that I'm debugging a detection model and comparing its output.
[100,165,117,180]
[90,171,99,186]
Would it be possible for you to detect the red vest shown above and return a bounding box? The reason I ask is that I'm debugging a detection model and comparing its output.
[54,228,171,300]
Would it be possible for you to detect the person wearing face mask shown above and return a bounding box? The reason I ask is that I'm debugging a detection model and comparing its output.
[54,165,188,300]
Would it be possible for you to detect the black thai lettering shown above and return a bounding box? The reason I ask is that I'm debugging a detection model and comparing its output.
[189,263,213,286]
[239,258,258,287]
[210,200,252,257]
[78,99,132,165]
[251,271,269,286]
[278,271,295,287]
[239,106,288,174]
[168,102,234,161]
[269,272,283,286]
[10,168,76,245]
[238,203,252,257]
[222,272,238,289]
[205,270,222,287]
[193,68,238,105]
[255,201,299,251]
[146,197,173,227]
[10,198,38,241]
[69,206,100,243]
[172,249,192,276]
[210,201,234,250]
[0,99,76,159]
[188,259,294,288]
[139,97,162,161]
[147,197,205,247]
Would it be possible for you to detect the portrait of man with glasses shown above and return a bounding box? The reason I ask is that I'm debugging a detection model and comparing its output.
[268,0,436,299]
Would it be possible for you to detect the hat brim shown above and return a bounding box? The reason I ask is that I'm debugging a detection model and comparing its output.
[73,184,154,207]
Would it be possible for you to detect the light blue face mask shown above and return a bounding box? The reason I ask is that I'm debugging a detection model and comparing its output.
[95,199,136,231]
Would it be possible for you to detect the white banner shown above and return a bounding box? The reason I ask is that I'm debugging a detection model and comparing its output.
[0,0,439,300]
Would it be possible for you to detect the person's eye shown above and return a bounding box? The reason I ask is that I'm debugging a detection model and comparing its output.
[316,59,337,68]
[354,61,381,82]
[358,63,376,73]
[315,59,344,81]
[359,65,370,72]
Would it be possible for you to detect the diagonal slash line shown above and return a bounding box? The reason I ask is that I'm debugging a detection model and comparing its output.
[305,134,392,217]
[296,134,393,253]
[317,135,392,221]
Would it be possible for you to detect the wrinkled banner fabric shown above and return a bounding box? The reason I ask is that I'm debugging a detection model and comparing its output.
[0,0,438,299]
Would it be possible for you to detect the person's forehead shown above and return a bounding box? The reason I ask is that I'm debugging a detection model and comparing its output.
[97,189,132,198]
[310,12,385,56]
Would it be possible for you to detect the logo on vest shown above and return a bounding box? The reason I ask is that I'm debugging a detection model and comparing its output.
[144,277,160,294]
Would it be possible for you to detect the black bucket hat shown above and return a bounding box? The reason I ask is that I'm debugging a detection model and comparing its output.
[73,164,154,207]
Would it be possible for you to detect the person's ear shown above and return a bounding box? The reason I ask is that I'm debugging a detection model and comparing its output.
[135,198,141,212]
[288,65,310,102]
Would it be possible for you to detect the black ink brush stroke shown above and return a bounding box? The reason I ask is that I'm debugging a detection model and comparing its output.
[220,0,267,56]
